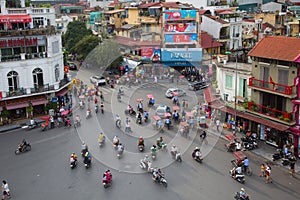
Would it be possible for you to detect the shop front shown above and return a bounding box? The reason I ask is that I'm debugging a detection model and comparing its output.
[161,48,202,68]
[289,126,300,157]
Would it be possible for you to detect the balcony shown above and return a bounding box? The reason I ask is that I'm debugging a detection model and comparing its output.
[0,26,57,38]
[248,77,296,98]
[138,16,159,24]
[246,101,295,125]
[1,52,48,62]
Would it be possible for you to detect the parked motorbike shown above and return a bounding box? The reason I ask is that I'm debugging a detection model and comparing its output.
[124,109,136,116]
[243,141,258,150]
[15,143,31,155]
[272,149,284,161]
[282,153,296,166]
[22,122,38,130]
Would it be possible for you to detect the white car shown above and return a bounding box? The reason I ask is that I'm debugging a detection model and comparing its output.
[90,75,106,86]
[155,105,170,119]
[165,88,186,98]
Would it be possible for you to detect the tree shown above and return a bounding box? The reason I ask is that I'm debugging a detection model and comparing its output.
[72,35,100,59]
[62,21,92,52]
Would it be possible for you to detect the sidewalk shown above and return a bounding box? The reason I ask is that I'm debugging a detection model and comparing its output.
[0,118,46,133]
[206,125,300,174]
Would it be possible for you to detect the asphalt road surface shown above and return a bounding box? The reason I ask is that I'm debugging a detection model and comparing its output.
[0,68,299,200]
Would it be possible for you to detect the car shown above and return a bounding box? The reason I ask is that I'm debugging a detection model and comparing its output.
[165,88,186,98]
[68,62,77,70]
[188,81,209,91]
[155,105,170,119]
[90,75,106,86]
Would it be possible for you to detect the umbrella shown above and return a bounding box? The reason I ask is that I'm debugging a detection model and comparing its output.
[147,94,154,99]
[152,115,161,121]
[136,98,143,102]
[41,116,50,121]
[172,106,180,111]
[179,75,185,79]
[61,110,69,116]
[172,92,178,96]
[164,113,171,117]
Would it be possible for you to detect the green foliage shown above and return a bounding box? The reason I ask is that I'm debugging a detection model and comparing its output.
[72,35,100,59]
[26,106,33,113]
[38,3,51,8]
[63,21,92,52]
[45,102,57,112]
[0,109,10,119]
[283,118,291,122]
[63,49,68,66]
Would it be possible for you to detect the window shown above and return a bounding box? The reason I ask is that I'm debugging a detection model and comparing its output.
[55,64,60,82]
[225,74,233,88]
[239,78,247,98]
[32,68,44,88]
[7,71,19,91]
[223,93,229,101]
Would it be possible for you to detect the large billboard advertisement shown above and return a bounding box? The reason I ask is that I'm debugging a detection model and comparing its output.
[161,48,202,63]
[141,47,161,61]
[164,10,197,21]
[164,22,197,33]
[164,34,197,43]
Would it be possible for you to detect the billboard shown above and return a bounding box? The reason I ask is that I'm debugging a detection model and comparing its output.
[161,48,202,63]
[141,47,161,61]
[164,22,197,33]
[164,34,197,43]
[164,10,197,21]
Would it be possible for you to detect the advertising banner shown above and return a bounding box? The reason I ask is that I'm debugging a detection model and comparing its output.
[164,10,197,21]
[164,34,197,43]
[161,48,202,63]
[164,22,197,33]
[141,47,161,61]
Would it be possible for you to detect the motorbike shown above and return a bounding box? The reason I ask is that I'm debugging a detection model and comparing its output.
[234,192,250,200]
[153,173,168,188]
[139,160,153,173]
[229,170,245,184]
[125,109,136,116]
[151,151,157,160]
[192,151,203,163]
[136,117,142,124]
[225,142,236,152]
[99,137,105,147]
[74,120,80,128]
[84,156,91,168]
[95,106,99,114]
[100,106,104,114]
[22,122,38,130]
[243,141,258,150]
[41,122,49,131]
[138,145,144,152]
[117,148,124,159]
[116,119,121,129]
[70,160,77,169]
[144,116,148,123]
[282,153,296,166]
[86,111,92,119]
[171,150,182,162]
[81,148,88,157]
[15,143,31,155]
[272,149,284,161]
[102,172,112,188]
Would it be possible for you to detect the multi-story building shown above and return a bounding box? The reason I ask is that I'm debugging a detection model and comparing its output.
[247,36,300,156]
[0,0,69,122]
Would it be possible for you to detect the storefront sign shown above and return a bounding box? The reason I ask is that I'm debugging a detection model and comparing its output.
[161,48,202,62]
[164,34,197,43]
[141,47,161,61]
[164,10,197,21]
[0,36,46,48]
[164,23,197,33]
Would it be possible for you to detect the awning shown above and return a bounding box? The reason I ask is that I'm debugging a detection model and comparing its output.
[6,102,29,110]
[56,89,68,97]
[219,107,290,132]
[203,86,219,103]
[210,101,225,109]
[31,99,48,106]
[0,14,32,23]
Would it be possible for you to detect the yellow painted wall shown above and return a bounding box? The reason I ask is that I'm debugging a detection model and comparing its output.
[125,8,140,25]
[254,13,276,26]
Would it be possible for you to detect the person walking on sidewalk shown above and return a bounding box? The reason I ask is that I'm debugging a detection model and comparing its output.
[200,130,208,145]
[289,156,296,177]
[259,163,265,177]
[216,119,220,132]
[265,163,272,183]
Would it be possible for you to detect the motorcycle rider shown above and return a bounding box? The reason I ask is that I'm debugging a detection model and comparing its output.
[151,145,157,156]
[103,169,112,185]
[119,86,124,94]
[170,144,178,157]
[192,147,202,161]
[70,152,77,165]
[156,137,164,149]
[127,104,133,115]
[153,168,163,182]
[243,157,249,173]
[86,108,91,118]
[136,112,142,124]
[98,132,106,144]
[75,114,81,126]
[84,151,91,166]
[117,143,124,154]
[19,139,28,152]
[95,104,99,113]
[165,117,171,130]
[100,102,104,112]
[143,110,149,122]
[138,136,145,149]
[81,141,88,155]
[238,188,249,200]
[231,165,242,178]
[113,136,119,147]
[79,100,83,108]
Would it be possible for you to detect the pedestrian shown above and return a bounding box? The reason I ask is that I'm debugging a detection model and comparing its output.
[125,118,132,133]
[289,156,296,177]
[216,119,220,132]
[200,130,208,145]
[259,163,265,177]
[50,116,54,129]
[1,180,11,200]
[265,163,272,183]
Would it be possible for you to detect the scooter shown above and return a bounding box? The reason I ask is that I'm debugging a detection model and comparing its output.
[139,160,154,173]
[153,174,168,188]
[99,137,105,147]
[86,111,91,119]
[138,145,144,152]
[95,106,99,114]
[22,122,38,130]
[171,151,182,162]
[151,151,157,160]
[117,148,124,159]
[136,117,142,124]
[272,149,284,161]
[116,119,121,129]
[229,170,245,184]
[102,173,112,188]
[70,160,77,169]
[234,192,250,200]
[41,122,49,131]
[84,157,91,169]
[125,109,136,116]
[15,143,31,155]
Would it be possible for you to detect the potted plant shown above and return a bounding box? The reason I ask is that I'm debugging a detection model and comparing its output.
[26,105,34,118]
[278,115,284,120]
[0,109,10,124]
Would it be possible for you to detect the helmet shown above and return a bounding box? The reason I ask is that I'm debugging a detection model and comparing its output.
[139,136,143,140]
[82,141,85,145]
[194,147,200,150]
[153,145,156,148]
[145,155,148,158]
[241,188,245,192]
[173,144,176,147]
[106,169,110,172]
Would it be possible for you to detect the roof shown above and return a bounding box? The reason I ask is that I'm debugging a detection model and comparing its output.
[120,24,137,30]
[199,9,210,15]
[215,9,232,14]
[218,10,234,15]
[207,16,228,25]
[104,9,125,14]
[201,32,223,48]
[139,2,161,9]
[203,86,219,103]
[248,36,300,61]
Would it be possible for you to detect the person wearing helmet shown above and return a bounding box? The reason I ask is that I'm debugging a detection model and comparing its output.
[83,151,91,166]
[239,188,249,200]
[138,136,145,147]
[103,169,112,185]
[192,147,201,160]
[171,144,178,157]
[81,141,88,156]
[70,152,77,166]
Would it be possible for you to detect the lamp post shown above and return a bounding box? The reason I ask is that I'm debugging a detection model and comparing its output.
[225,50,238,134]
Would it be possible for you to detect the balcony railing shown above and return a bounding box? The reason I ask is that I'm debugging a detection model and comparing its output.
[219,35,230,40]
[247,101,294,123]
[0,26,57,37]
[249,77,295,96]
[4,79,70,98]
[1,52,48,62]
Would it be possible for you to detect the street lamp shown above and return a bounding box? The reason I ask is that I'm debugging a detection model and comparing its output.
[225,50,238,134]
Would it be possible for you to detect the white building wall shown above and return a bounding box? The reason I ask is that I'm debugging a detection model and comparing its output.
[261,2,282,12]
[89,0,114,8]
[165,0,207,9]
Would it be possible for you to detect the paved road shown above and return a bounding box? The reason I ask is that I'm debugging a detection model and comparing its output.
[0,68,299,200]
